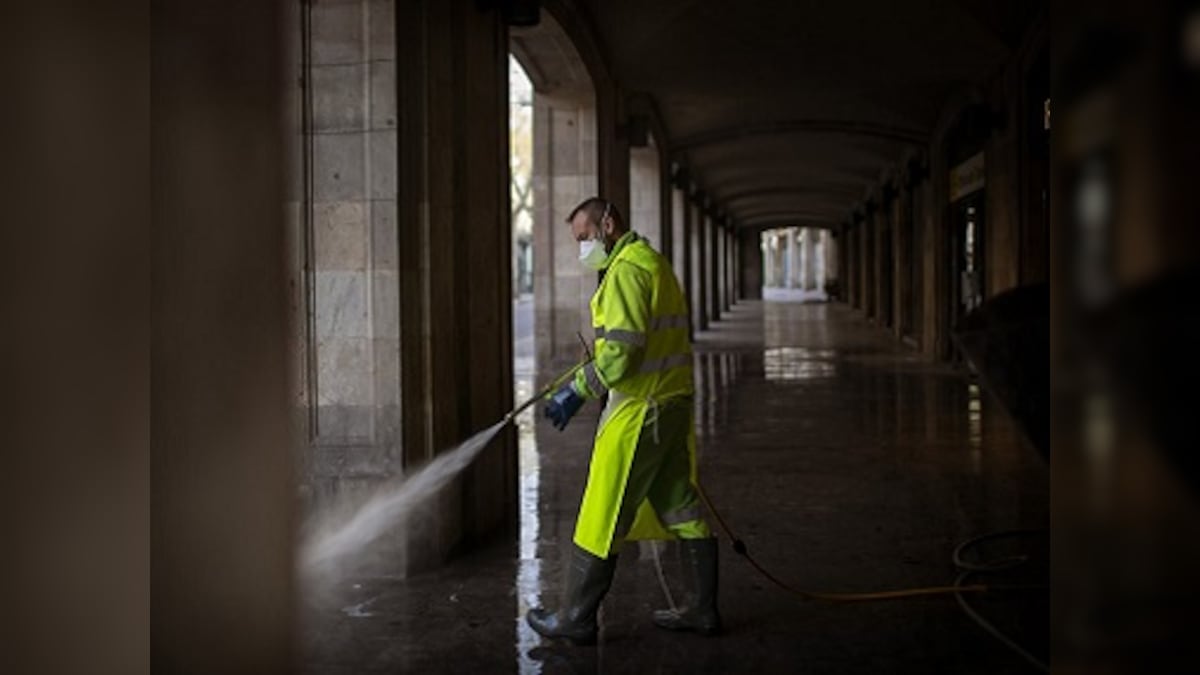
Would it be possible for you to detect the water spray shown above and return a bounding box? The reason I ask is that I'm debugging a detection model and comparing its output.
[301,360,588,580]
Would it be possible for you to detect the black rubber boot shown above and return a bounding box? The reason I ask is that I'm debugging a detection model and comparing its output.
[653,537,721,635]
[526,545,618,645]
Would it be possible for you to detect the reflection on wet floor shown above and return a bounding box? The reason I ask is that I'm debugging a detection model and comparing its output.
[299,301,1048,674]
[513,371,542,674]
[693,351,744,440]
[762,347,838,381]
[968,382,983,474]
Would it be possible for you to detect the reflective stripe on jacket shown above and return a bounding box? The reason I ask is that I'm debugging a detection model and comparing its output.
[572,231,693,403]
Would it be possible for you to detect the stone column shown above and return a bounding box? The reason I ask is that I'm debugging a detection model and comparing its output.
[794,228,803,290]
[710,218,722,321]
[861,213,873,317]
[874,206,885,323]
[780,232,787,286]
[737,232,745,300]
[630,143,661,247]
[793,227,803,289]
[824,230,837,292]
[857,226,865,307]
[724,229,734,300]
[784,227,795,288]
[780,228,788,288]
[851,225,858,305]
[300,0,401,468]
[848,227,858,307]
[711,221,721,316]
[452,2,515,548]
[292,0,408,560]
[892,193,906,338]
[803,227,819,290]
[777,231,787,288]
[843,229,851,303]
[796,228,806,290]
[727,228,734,306]
[722,225,730,311]
[597,81,630,229]
[532,92,598,369]
[694,206,708,331]
[840,227,849,303]
[154,1,293,670]
[763,233,772,287]
[705,217,713,320]
[761,233,771,287]
[658,145,673,262]
[741,229,763,299]
[395,0,514,570]
[672,187,686,285]
[681,191,694,333]
[725,228,734,309]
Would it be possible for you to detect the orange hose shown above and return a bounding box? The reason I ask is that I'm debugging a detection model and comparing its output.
[693,482,1041,602]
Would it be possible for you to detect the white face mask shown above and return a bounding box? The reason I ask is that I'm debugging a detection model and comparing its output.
[579,236,608,270]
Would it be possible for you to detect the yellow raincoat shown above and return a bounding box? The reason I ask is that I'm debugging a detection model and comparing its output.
[570,231,709,559]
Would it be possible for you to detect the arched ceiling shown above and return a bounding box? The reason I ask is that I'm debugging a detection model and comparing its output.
[579,0,1038,228]
[511,11,594,99]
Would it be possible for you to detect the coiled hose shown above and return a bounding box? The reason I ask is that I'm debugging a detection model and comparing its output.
[647,482,1049,672]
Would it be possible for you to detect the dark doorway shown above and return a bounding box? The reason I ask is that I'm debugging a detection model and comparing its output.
[881,224,894,328]
[864,218,876,319]
[1023,46,1050,285]
[902,183,923,344]
[943,103,990,362]
[950,193,986,362]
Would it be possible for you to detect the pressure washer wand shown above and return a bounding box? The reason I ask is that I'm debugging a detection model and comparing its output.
[501,360,587,425]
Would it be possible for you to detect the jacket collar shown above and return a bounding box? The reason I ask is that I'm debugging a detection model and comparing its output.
[600,230,639,270]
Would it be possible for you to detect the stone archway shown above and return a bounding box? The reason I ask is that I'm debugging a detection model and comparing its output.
[511,11,600,371]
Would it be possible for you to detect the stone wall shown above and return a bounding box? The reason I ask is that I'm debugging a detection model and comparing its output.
[533,91,598,370]
[692,211,709,331]
[154,0,293,668]
[630,142,662,248]
[739,229,763,299]
[286,0,516,575]
[297,0,401,480]
[671,187,687,288]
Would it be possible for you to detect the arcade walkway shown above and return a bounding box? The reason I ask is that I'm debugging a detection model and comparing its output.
[300,302,1048,674]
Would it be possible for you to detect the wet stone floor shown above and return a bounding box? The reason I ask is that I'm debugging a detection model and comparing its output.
[300,301,1049,674]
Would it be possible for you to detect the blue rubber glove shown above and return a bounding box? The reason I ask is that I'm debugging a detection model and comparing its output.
[544,384,584,431]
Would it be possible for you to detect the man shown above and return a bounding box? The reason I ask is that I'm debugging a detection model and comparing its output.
[526,197,721,645]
